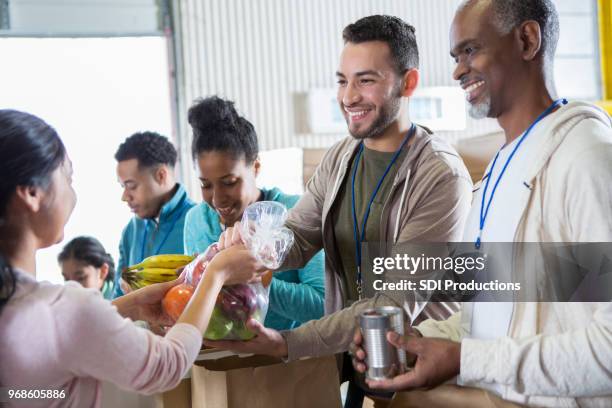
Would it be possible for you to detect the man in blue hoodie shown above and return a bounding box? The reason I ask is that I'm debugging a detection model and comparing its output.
[113,131,195,297]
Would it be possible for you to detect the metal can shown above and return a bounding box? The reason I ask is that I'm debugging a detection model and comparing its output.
[359,306,407,380]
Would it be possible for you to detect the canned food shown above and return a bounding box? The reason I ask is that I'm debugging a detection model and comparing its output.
[359,306,407,380]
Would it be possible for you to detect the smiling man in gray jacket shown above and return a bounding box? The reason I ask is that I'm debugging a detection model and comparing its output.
[208,14,472,391]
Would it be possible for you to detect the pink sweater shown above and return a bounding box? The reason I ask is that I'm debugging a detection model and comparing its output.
[0,270,202,407]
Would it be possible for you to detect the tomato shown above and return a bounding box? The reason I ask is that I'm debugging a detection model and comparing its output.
[162,283,195,322]
[191,260,207,287]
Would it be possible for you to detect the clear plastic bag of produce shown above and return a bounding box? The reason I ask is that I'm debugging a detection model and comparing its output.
[177,201,294,340]
[180,243,269,340]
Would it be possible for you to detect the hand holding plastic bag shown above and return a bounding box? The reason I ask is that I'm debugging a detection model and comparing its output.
[240,201,294,270]
[183,242,219,288]
[165,201,294,340]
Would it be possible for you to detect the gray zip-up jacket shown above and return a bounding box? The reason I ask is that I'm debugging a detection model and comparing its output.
[280,125,473,360]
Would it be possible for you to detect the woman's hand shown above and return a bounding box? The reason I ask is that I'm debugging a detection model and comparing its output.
[218,221,246,250]
[119,277,132,294]
[113,276,184,327]
[133,278,186,326]
[177,246,263,334]
[205,245,265,285]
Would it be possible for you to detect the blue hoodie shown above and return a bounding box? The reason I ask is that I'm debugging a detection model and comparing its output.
[183,187,325,330]
[114,184,195,298]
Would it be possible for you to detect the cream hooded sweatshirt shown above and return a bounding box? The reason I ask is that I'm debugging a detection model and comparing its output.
[418,101,612,407]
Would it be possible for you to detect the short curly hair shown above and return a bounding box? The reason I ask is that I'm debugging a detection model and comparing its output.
[342,15,419,74]
[115,131,177,168]
[188,96,258,164]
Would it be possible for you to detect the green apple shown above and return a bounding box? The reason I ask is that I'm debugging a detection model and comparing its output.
[204,307,233,340]
[232,320,256,340]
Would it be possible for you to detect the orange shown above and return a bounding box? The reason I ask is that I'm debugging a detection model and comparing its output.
[162,283,195,322]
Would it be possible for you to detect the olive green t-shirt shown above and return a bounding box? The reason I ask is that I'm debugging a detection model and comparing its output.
[332,145,407,305]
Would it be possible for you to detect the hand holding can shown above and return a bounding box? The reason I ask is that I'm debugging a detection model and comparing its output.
[359,306,408,380]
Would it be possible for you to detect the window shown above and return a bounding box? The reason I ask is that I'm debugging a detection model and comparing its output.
[0,37,173,283]
[554,0,601,100]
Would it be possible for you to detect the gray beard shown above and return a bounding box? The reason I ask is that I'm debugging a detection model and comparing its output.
[468,94,491,119]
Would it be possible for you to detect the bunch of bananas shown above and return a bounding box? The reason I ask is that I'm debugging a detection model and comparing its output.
[123,254,194,290]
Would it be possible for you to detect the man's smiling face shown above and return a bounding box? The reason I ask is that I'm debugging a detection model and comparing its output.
[450,1,519,119]
[336,41,403,140]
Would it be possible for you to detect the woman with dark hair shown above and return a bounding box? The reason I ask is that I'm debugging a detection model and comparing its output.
[184,96,325,330]
[0,109,259,407]
[58,236,115,299]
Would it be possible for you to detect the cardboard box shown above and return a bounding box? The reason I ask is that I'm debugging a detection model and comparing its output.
[191,352,342,408]
[154,377,191,408]
[454,131,504,183]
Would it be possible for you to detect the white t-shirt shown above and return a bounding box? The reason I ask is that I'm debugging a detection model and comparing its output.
[462,112,556,340]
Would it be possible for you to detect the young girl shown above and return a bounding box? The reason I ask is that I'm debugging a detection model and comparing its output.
[0,109,260,407]
[58,236,116,299]
[184,96,325,330]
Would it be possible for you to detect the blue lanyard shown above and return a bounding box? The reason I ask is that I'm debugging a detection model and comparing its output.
[140,195,187,261]
[476,98,567,249]
[351,123,416,299]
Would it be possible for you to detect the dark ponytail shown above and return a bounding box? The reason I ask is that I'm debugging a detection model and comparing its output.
[0,109,66,311]
[0,254,16,311]
[188,96,259,163]
[58,236,115,283]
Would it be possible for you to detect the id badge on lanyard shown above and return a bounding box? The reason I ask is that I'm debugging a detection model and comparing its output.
[351,124,415,300]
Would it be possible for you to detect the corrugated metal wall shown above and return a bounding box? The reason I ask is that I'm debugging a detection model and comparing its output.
[171,0,598,192]
[171,0,501,157]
